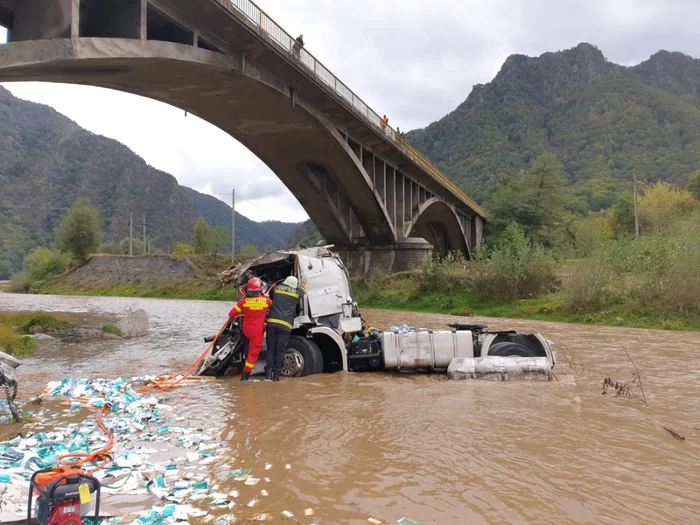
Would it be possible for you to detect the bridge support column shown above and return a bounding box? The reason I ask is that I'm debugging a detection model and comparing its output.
[336,238,433,277]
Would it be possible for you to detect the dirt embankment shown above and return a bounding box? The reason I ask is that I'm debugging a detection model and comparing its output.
[65,255,196,284]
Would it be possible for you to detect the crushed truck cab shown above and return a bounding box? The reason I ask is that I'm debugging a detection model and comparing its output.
[198,247,556,380]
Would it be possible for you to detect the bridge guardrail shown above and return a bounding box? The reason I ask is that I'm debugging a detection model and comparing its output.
[214,0,486,217]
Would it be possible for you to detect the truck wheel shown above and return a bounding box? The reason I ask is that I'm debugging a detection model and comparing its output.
[281,336,324,377]
[488,341,539,358]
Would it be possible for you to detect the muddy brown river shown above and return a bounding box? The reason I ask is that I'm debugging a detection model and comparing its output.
[1,293,699,524]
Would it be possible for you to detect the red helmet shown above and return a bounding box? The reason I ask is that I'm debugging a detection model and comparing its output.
[247,277,263,293]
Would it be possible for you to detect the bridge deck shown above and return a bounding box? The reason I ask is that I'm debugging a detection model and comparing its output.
[168,0,486,219]
[0,0,485,220]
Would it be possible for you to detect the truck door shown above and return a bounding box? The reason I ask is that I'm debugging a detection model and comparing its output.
[297,255,350,319]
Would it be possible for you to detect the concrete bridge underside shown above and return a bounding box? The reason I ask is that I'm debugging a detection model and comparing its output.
[0,0,486,274]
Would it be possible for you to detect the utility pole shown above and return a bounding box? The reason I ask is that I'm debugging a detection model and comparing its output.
[129,212,133,256]
[633,172,640,238]
[143,216,147,255]
[231,190,236,264]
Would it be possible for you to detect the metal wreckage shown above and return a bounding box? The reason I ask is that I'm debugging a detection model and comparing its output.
[202,247,556,380]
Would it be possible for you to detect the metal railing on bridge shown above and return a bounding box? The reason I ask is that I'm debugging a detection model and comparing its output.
[214,0,485,217]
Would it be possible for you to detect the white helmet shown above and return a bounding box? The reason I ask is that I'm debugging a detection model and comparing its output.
[283,276,299,289]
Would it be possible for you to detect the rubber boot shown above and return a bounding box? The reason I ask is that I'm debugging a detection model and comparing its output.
[264,367,274,382]
[240,372,251,381]
[273,370,281,382]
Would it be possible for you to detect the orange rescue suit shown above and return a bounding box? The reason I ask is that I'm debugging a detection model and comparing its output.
[229,294,272,373]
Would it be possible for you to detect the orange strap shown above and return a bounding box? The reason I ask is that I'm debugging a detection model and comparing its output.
[54,319,231,474]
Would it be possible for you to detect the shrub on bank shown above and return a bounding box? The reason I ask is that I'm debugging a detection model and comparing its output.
[98,243,125,255]
[466,223,559,301]
[14,313,71,334]
[561,231,700,314]
[9,272,33,293]
[563,260,613,312]
[0,324,36,357]
[24,248,71,281]
[417,251,467,294]
[658,239,700,314]
[173,243,195,256]
[412,224,559,303]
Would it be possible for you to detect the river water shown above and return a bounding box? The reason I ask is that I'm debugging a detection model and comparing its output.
[1,293,699,524]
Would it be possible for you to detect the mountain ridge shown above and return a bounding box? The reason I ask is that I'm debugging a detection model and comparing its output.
[407,43,700,206]
[0,86,308,278]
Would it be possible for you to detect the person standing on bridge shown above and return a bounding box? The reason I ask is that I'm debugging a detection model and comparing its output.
[293,34,305,58]
[265,276,307,382]
[229,277,272,381]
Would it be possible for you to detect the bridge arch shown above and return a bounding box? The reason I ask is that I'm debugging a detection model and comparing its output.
[406,198,470,257]
[0,37,397,245]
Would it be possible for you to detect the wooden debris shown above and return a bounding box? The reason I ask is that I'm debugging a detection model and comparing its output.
[661,426,685,442]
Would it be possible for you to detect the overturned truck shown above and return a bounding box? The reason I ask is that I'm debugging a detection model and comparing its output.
[199,247,556,380]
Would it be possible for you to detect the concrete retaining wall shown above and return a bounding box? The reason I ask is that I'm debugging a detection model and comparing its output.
[66,255,195,283]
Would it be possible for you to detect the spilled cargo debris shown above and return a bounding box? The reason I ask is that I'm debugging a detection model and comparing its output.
[0,377,283,524]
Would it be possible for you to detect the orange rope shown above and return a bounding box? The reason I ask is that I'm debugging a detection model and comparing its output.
[56,403,114,473]
[136,318,232,395]
[53,318,232,474]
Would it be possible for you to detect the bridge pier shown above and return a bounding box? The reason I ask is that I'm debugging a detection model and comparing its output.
[335,238,434,277]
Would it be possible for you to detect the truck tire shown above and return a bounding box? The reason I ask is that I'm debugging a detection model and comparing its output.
[488,341,539,358]
[282,336,324,377]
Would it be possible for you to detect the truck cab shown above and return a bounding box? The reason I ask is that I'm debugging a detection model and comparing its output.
[198,247,556,380]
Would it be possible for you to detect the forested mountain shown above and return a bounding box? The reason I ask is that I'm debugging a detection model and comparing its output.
[283,219,322,249]
[407,43,700,208]
[180,186,303,250]
[0,86,307,278]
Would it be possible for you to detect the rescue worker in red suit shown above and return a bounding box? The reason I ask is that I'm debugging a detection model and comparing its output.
[229,277,272,381]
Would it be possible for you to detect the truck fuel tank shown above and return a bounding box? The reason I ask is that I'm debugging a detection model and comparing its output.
[380,330,474,370]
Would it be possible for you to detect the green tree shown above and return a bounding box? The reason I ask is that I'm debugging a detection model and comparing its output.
[24,248,71,280]
[173,242,195,256]
[193,218,213,254]
[610,192,636,236]
[487,154,572,244]
[56,199,103,260]
[569,215,613,257]
[98,243,124,255]
[210,227,229,263]
[687,170,700,200]
[638,182,696,234]
[121,237,144,256]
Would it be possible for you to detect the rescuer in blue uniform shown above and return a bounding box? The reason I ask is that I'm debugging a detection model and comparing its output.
[265,276,306,382]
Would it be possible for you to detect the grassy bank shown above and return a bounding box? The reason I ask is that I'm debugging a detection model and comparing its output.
[353,282,700,331]
[12,273,700,332]
[14,254,239,301]
[0,312,72,356]
[8,235,700,332]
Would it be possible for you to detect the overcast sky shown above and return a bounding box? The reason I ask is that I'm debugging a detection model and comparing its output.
[1,0,699,222]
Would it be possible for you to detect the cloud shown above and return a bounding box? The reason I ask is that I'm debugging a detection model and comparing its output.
[2,0,700,221]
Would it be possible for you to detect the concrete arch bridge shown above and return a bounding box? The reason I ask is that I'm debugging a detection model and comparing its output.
[0,0,486,274]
